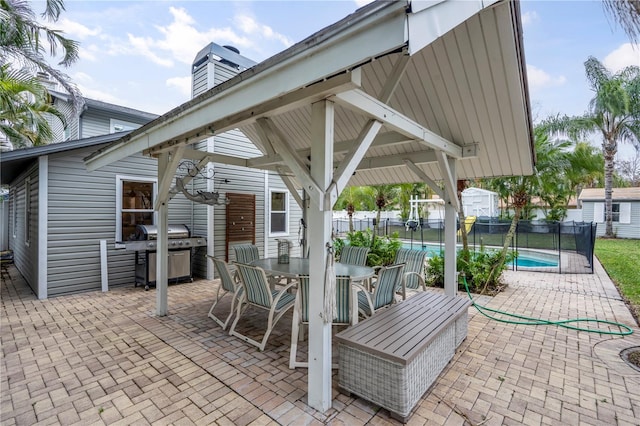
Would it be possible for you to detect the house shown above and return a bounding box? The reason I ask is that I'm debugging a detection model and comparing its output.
[579,187,640,238]
[1,43,304,298]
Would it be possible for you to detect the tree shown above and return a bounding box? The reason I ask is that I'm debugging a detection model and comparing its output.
[481,127,569,292]
[372,184,397,231]
[602,0,640,44]
[0,0,83,113]
[616,150,640,186]
[0,0,80,146]
[542,57,640,237]
[0,64,65,148]
[333,186,375,232]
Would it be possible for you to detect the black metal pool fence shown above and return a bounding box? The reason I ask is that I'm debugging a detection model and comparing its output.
[332,217,597,274]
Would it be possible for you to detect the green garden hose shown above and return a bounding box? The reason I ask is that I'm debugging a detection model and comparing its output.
[461,275,634,336]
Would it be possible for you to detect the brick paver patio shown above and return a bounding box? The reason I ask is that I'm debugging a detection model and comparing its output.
[1,259,639,425]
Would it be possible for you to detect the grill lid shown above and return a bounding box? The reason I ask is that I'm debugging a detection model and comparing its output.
[133,224,190,240]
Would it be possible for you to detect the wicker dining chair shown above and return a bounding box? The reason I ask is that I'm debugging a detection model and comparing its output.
[207,256,243,330]
[229,263,296,351]
[289,275,354,369]
[356,263,405,318]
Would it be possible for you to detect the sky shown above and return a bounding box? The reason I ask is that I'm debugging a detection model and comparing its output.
[38,0,640,160]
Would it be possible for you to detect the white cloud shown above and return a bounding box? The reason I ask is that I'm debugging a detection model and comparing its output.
[127,34,174,67]
[166,76,192,97]
[526,64,567,90]
[603,43,640,73]
[160,7,254,63]
[77,84,123,104]
[57,18,101,40]
[71,72,93,84]
[354,0,373,7]
[78,44,100,62]
[233,14,293,48]
[521,11,539,26]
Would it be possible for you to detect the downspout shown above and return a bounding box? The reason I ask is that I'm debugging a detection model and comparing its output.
[37,156,48,299]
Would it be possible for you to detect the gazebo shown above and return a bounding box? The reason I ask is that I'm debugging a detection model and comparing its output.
[85,0,534,412]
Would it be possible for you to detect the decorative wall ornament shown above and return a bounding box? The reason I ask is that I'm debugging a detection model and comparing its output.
[176,160,230,205]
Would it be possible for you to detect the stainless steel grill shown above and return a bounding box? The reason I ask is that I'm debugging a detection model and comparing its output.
[122,224,207,290]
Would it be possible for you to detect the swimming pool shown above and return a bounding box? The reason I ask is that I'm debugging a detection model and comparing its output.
[402,243,559,268]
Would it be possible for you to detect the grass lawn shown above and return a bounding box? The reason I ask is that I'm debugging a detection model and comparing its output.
[595,238,640,324]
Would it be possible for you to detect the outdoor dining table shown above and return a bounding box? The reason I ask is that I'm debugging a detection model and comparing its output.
[249,257,375,324]
[250,257,374,281]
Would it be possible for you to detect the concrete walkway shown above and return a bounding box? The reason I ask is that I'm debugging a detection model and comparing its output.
[1,259,639,425]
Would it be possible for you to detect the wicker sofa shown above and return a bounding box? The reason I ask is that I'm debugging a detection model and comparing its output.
[335,291,471,422]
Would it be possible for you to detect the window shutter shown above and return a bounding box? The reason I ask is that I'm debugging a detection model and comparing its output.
[593,202,604,222]
[619,202,631,224]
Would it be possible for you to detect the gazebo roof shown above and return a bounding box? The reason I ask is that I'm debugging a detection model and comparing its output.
[86,0,534,195]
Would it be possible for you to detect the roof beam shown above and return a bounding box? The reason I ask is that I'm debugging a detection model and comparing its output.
[356,150,438,170]
[276,166,304,209]
[148,70,361,157]
[247,131,412,168]
[436,152,460,211]
[256,118,324,208]
[333,89,463,158]
[403,159,444,199]
[330,119,382,195]
[378,53,411,103]
[155,145,185,210]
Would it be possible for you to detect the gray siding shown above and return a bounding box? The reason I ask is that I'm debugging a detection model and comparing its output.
[46,147,195,296]
[189,54,304,277]
[212,164,266,261]
[582,201,640,239]
[192,65,209,97]
[80,109,150,139]
[8,163,40,296]
[48,99,74,141]
[264,171,303,259]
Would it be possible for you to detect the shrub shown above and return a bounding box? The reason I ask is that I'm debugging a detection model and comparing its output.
[334,229,402,267]
[426,248,512,295]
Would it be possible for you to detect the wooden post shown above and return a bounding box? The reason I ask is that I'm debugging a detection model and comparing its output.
[156,152,169,316]
[444,157,457,297]
[307,99,334,412]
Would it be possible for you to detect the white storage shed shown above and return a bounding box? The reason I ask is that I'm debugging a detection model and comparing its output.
[461,187,499,218]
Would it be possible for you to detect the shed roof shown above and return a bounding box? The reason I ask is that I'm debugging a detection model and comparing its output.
[0,132,128,183]
[85,0,534,190]
[579,187,640,201]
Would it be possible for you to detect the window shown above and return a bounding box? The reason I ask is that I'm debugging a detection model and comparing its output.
[611,203,620,223]
[25,177,31,246]
[116,176,156,242]
[110,119,140,134]
[269,190,289,235]
[595,202,631,224]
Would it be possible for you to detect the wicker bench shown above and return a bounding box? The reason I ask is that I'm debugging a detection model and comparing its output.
[335,291,471,423]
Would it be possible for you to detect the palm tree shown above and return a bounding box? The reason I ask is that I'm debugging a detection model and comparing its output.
[481,128,570,292]
[565,142,604,203]
[0,0,83,113]
[0,64,66,148]
[542,57,640,237]
[334,186,375,232]
[603,0,640,44]
[372,184,397,232]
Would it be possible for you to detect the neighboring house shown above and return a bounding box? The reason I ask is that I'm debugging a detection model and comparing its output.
[1,43,303,298]
[579,187,640,239]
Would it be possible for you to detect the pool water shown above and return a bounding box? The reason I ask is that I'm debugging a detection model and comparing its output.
[403,243,559,268]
